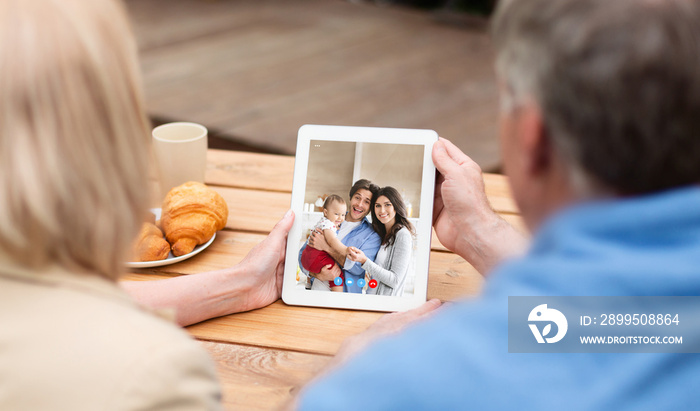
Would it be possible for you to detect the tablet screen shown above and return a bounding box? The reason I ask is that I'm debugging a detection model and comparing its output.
[283,125,437,312]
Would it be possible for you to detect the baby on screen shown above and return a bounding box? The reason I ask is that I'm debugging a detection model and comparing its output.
[301,194,347,292]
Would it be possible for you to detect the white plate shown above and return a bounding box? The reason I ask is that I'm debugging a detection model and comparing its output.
[125,208,216,268]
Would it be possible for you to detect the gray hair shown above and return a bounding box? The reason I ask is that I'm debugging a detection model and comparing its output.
[492,0,700,195]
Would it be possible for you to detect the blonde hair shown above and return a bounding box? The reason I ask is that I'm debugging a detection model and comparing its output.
[0,0,151,280]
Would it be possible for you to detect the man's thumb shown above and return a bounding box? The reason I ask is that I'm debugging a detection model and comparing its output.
[432,140,454,175]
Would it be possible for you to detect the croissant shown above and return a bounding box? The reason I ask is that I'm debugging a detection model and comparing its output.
[131,223,170,262]
[160,181,228,257]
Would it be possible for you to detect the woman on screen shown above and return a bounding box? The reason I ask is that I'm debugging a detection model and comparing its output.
[347,186,414,296]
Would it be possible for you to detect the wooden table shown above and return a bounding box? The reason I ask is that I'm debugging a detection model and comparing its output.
[123,149,523,410]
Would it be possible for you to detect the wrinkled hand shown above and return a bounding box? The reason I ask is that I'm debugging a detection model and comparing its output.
[237,210,295,311]
[346,246,367,264]
[307,229,329,252]
[333,299,443,366]
[432,138,493,253]
[432,138,527,274]
[314,263,341,282]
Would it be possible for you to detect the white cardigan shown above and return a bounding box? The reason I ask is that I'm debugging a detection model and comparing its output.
[361,227,413,296]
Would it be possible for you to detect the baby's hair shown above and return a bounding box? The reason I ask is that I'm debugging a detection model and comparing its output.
[323,194,346,209]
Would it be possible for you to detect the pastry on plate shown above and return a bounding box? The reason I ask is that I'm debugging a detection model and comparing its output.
[160,181,228,257]
[131,222,170,262]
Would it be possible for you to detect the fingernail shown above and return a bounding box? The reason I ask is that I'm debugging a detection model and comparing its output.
[284,209,292,218]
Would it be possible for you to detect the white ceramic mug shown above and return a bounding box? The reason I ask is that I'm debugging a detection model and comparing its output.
[152,122,208,198]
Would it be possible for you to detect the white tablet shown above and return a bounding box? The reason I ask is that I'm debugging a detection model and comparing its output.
[282,125,437,312]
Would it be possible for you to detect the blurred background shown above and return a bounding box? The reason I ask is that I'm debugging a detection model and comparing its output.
[125,0,501,172]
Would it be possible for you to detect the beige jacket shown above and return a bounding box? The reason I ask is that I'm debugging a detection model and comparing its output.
[0,261,221,410]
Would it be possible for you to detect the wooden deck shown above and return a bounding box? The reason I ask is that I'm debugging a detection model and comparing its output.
[126,0,502,170]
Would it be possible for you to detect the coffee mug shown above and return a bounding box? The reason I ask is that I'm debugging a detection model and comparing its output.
[152,122,208,198]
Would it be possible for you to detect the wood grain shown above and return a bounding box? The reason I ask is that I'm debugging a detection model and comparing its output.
[199,341,329,411]
[189,301,382,356]
[206,149,294,193]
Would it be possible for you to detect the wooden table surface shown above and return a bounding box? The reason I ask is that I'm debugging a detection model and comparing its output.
[123,149,523,410]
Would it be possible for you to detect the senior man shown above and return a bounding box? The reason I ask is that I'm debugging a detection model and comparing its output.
[297,0,700,408]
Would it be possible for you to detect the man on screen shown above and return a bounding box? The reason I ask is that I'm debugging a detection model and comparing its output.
[299,179,381,293]
[296,0,700,408]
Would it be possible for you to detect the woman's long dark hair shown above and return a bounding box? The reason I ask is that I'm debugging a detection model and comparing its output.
[370,186,415,246]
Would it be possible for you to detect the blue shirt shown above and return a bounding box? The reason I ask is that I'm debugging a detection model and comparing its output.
[298,186,700,410]
[299,217,381,293]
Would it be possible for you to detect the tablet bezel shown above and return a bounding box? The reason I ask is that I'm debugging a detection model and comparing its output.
[282,124,437,312]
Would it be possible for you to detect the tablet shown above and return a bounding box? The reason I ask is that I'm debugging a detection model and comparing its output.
[282,125,437,312]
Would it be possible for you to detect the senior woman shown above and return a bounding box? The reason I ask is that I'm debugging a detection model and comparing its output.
[347,186,415,296]
[0,0,292,409]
